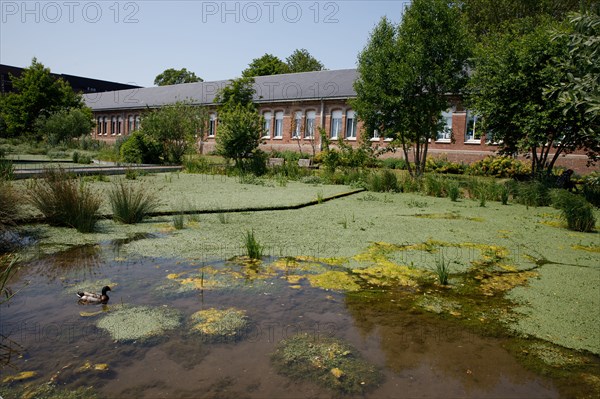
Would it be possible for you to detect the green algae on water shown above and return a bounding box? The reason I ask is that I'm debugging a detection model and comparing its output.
[271,333,381,394]
[189,307,249,342]
[96,305,181,342]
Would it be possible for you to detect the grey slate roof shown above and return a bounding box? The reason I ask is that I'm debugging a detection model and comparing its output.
[84,69,358,111]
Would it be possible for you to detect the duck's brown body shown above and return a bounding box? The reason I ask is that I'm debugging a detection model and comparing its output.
[77,286,111,304]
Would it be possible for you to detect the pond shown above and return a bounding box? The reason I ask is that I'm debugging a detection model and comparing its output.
[1,240,559,398]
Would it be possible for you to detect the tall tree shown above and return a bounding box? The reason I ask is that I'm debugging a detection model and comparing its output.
[468,18,595,177]
[286,49,325,73]
[242,54,290,77]
[154,68,202,86]
[213,76,256,108]
[0,58,83,139]
[353,0,471,177]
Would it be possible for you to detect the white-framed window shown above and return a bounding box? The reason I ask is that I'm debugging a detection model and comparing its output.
[274,111,284,138]
[292,111,303,138]
[345,110,357,139]
[128,115,134,133]
[305,110,316,138]
[371,129,380,141]
[465,111,480,142]
[135,115,141,131]
[262,111,272,138]
[117,116,123,135]
[209,113,217,137]
[436,110,452,141]
[103,117,108,135]
[111,116,117,135]
[97,117,103,135]
[331,110,342,139]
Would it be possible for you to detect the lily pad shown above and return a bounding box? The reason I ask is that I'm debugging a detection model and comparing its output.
[271,333,381,394]
[96,305,181,342]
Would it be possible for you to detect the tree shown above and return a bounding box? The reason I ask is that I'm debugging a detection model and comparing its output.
[215,104,265,170]
[214,76,256,108]
[549,7,600,160]
[242,54,290,77]
[286,49,325,73]
[139,102,207,164]
[353,1,471,177]
[34,107,94,145]
[153,68,202,86]
[468,19,596,177]
[0,58,83,139]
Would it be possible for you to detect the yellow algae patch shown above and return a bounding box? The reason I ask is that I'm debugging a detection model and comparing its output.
[572,244,600,253]
[307,271,361,292]
[3,371,37,383]
[296,255,348,267]
[190,308,248,341]
[77,361,109,372]
[331,368,344,379]
[270,258,327,274]
[352,262,423,288]
[478,271,538,296]
[167,272,187,280]
[283,275,304,285]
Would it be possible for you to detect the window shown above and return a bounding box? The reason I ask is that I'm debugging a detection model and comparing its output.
[436,110,452,141]
[135,115,141,131]
[103,117,108,135]
[305,110,316,138]
[371,129,380,141]
[97,117,103,135]
[465,111,480,142]
[111,116,117,135]
[117,116,123,135]
[331,110,342,139]
[262,111,272,138]
[345,110,357,139]
[209,113,217,137]
[128,115,135,133]
[274,111,283,138]
[293,111,303,138]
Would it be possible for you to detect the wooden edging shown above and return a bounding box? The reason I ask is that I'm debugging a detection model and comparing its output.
[14,188,367,225]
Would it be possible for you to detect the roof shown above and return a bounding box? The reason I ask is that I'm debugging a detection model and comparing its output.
[84,69,358,111]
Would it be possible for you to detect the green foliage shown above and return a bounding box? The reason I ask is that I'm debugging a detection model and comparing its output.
[426,157,468,174]
[468,19,594,177]
[108,180,160,224]
[0,58,84,139]
[154,67,202,86]
[172,213,186,230]
[552,190,596,232]
[27,168,102,232]
[0,154,14,180]
[140,102,207,164]
[368,169,399,192]
[467,156,530,178]
[433,254,451,285]
[214,76,256,108]
[0,254,18,304]
[119,130,161,164]
[582,173,600,207]
[285,49,325,73]
[0,181,20,252]
[242,53,290,77]
[448,181,461,201]
[34,107,94,145]
[381,158,408,170]
[353,1,471,177]
[244,230,263,260]
[512,180,553,207]
[215,104,265,171]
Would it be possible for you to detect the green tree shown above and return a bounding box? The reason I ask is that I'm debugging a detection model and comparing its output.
[353,1,471,177]
[34,107,94,145]
[153,68,202,86]
[286,49,325,73]
[468,19,595,177]
[549,7,600,158]
[242,54,290,77]
[0,58,83,139]
[214,76,256,108]
[140,102,207,164]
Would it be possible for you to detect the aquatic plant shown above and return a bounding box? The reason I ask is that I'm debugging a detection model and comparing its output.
[307,271,361,292]
[108,180,160,224]
[96,305,181,342]
[189,307,249,342]
[433,254,451,285]
[271,333,381,394]
[448,181,460,201]
[27,168,102,233]
[172,212,185,230]
[551,190,596,232]
[217,212,230,224]
[244,230,263,260]
[0,180,20,248]
[1,254,19,304]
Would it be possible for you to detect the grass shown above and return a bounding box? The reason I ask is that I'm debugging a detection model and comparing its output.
[108,180,160,224]
[217,213,230,224]
[0,254,18,304]
[27,168,102,233]
[552,190,596,232]
[172,213,186,230]
[0,181,20,248]
[433,254,451,285]
[244,230,263,260]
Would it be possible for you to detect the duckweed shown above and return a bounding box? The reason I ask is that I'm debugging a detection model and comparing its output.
[96,305,181,342]
[190,308,249,342]
[307,271,361,292]
[271,333,381,394]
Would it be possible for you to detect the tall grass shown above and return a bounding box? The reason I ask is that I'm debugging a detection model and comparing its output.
[433,254,451,285]
[27,168,102,233]
[551,190,596,232]
[172,213,186,230]
[513,180,552,207]
[244,230,263,260]
[0,254,18,304]
[368,169,398,192]
[0,181,20,250]
[109,180,160,224]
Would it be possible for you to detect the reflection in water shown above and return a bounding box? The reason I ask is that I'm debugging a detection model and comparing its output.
[0,333,24,370]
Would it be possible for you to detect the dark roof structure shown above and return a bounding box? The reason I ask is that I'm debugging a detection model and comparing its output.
[84,69,358,111]
[0,64,141,95]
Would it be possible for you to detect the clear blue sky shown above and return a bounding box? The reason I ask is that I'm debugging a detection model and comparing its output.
[1,1,410,87]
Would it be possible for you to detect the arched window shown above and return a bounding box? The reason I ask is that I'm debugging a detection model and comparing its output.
[330,110,342,139]
[97,117,103,135]
[117,116,123,135]
[135,115,140,131]
[305,110,316,138]
[274,111,284,138]
[292,111,303,138]
[262,111,272,138]
[345,110,356,139]
[111,116,117,135]
[208,113,217,137]
[128,115,135,133]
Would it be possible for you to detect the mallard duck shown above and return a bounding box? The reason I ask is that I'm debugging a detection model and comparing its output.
[77,286,111,304]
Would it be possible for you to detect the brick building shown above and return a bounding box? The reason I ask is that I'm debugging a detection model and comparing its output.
[83,69,596,173]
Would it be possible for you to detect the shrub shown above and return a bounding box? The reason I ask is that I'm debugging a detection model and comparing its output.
[381,158,408,170]
[0,181,21,251]
[551,190,596,232]
[468,156,530,178]
[424,174,446,197]
[120,131,161,164]
[448,181,460,201]
[172,213,185,230]
[426,156,467,174]
[108,180,160,224]
[513,180,552,207]
[582,173,600,208]
[27,168,102,232]
[0,157,14,181]
[244,230,263,260]
[368,169,398,192]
